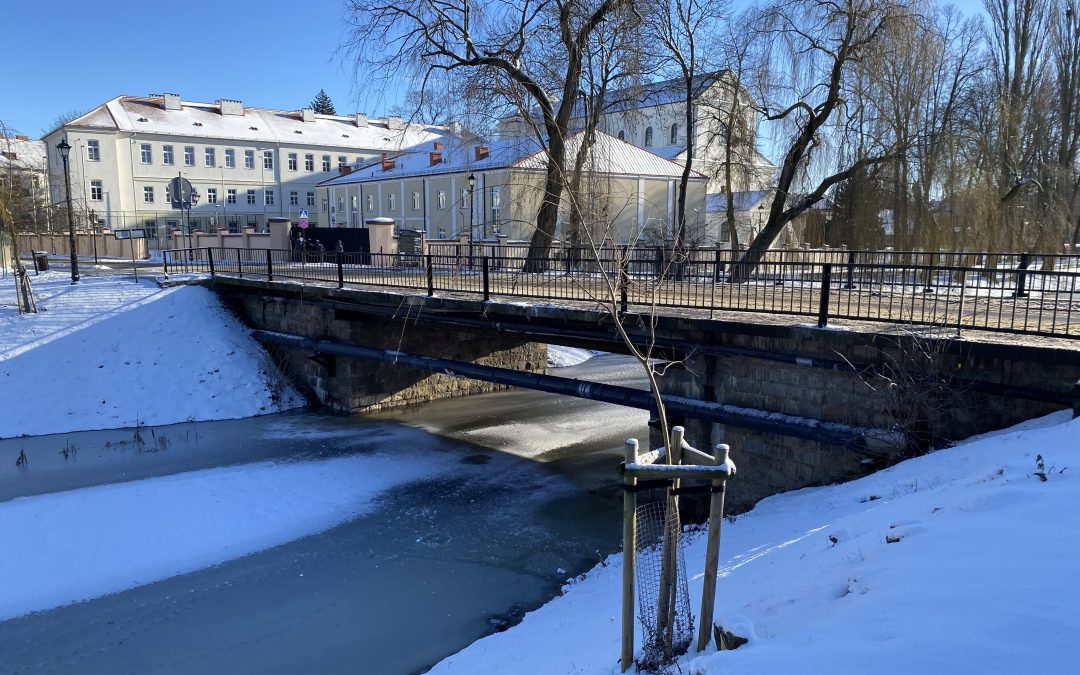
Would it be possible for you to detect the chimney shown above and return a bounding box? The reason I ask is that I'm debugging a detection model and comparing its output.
[162,93,181,111]
[448,120,463,137]
[355,113,369,127]
[475,145,489,161]
[300,107,315,123]
[340,165,353,175]
[381,152,396,171]
[15,135,28,141]
[429,151,442,166]
[387,115,404,131]
[218,99,244,116]
[433,141,444,151]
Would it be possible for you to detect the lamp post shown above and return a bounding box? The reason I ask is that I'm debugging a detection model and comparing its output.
[468,172,476,268]
[55,139,79,283]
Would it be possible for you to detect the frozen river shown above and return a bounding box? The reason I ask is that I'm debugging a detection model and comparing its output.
[0,355,650,674]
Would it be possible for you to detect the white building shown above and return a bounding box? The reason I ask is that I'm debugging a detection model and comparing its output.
[41,94,447,249]
[0,134,50,232]
[503,72,776,199]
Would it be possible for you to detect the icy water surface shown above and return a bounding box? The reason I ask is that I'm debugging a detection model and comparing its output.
[0,355,649,674]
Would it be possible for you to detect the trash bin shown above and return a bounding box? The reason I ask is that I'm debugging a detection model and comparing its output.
[33,252,49,271]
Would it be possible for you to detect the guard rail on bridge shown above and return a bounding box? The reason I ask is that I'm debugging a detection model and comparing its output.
[164,247,1080,339]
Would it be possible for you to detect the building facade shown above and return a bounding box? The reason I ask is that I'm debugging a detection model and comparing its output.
[41,94,447,249]
[318,130,709,245]
[0,134,50,233]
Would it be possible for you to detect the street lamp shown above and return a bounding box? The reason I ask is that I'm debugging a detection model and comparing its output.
[56,139,80,283]
[467,172,476,268]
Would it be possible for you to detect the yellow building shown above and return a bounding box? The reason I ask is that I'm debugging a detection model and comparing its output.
[317,130,709,245]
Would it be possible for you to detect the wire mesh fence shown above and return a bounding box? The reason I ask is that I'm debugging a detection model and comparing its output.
[635,496,694,672]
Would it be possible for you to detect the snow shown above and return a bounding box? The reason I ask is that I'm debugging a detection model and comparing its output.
[0,450,449,622]
[548,345,602,368]
[432,410,1080,674]
[0,272,301,438]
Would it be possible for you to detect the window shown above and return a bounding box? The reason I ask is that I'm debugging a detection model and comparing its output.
[322,155,331,172]
[288,153,297,171]
[644,126,653,146]
[227,189,237,204]
[490,187,501,223]
[670,123,679,145]
[388,193,396,211]
[205,147,216,167]
[618,130,625,141]
[306,191,315,207]
[337,155,347,168]
[263,150,273,170]
[143,186,154,203]
[265,190,275,205]
[228,220,240,234]
[244,150,255,169]
[460,189,468,208]
[305,154,314,171]
[225,149,235,168]
[163,145,174,165]
[87,140,100,161]
[289,191,299,206]
[207,187,218,204]
[140,143,152,164]
[247,189,256,205]
[437,191,446,209]
[351,195,358,210]
[90,180,103,201]
[366,194,373,211]
[412,191,420,210]
[321,198,328,213]
[145,221,158,239]
[184,146,195,166]
[165,185,171,204]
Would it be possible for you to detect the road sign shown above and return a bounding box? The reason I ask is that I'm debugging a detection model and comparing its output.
[113,228,146,239]
[169,176,193,209]
[299,209,309,229]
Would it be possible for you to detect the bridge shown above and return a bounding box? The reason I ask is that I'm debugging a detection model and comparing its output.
[174,246,1080,511]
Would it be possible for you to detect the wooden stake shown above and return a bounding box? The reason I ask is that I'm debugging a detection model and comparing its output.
[654,426,684,658]
[696,443,730,652]
[621,438,639,673]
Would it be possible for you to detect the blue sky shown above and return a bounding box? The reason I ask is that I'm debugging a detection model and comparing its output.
[2,0,988,140]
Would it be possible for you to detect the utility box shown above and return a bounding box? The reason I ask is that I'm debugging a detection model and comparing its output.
[33,252,49,271]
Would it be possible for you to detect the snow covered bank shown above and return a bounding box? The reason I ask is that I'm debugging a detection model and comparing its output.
[548,345,601,368]
[433,410,1080,674]
[0,272,301,438]
[0,451,447,621]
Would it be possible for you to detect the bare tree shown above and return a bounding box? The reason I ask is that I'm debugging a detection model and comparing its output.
[0,123,37,313]
[343,0,633,268]
[732,0,908,280]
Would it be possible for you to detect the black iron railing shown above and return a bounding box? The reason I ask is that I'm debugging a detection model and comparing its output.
[163,247,1080,339]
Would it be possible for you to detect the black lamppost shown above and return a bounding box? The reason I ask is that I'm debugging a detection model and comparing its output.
[467,172,476,268]
[55,139,79,283]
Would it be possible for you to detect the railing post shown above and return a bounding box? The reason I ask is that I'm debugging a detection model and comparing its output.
[817,263,832,327]
[337,251,345,289]
[713,248,723,283]
[619,247,629,313]
[843,250,856,289]
[426,254,435,296]
[163,251,169,277]
[207,247,215,277]
[1013,252,1030,297]
[266,248,273,281]
[482,256,490,302]
[236,248,243,278]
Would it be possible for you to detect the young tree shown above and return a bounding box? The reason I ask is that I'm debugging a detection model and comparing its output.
[310,89,338,115]
[0,124,37,313]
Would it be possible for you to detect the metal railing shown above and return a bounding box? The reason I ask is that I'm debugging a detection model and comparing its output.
[163,247,1080,339]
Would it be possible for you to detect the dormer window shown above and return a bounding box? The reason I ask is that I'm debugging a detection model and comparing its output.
[342,133,350,138]
[249,126,259,131]
[294,130,303,134]
[137,117,149,123]
[193,121,203,127]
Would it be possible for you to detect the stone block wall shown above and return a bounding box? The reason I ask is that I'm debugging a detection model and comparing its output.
[231,292,546,413]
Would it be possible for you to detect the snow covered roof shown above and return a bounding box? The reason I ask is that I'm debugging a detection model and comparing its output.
[707,190,773,212]
[0,135,47,172]
[319,130,704,187]
[60,95,447,153]
[567,72,729,118]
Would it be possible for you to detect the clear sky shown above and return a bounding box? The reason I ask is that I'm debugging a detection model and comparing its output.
[1,0,989,140]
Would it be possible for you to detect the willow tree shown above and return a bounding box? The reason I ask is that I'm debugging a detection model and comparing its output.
[343,0,633,267]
